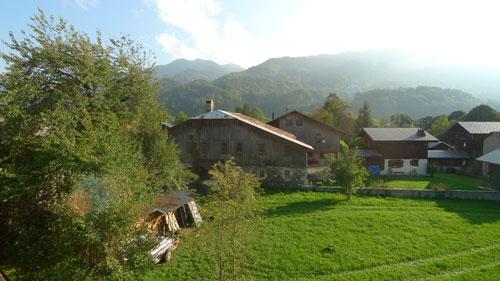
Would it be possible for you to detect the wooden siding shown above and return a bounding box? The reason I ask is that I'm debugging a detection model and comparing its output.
[269,112,342,157]
[362,135,428,159]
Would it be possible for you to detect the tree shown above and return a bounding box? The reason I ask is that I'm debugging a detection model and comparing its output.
[0,10,191,280]
[173,111,189,124]
[356,100,374,131]
[329,141,368,200]
[448,110,466,121]
[313,93,356,135]
[234,103,267,122]
[390,113,413,127]
[207,159,261,281]
[429,115,452,137]
[464,105,499,121]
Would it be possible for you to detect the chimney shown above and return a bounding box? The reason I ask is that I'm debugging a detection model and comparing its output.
[206,99,214,112]
[416,128,426,137]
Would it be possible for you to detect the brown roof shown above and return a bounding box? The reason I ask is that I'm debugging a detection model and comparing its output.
[269,110,348,136]
[170,109,313,150]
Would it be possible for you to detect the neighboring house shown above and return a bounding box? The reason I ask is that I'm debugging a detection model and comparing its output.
[359,128,438,176]
[442,122,500,172]
[428,150,469,172]
[477,150,500,187]
[167,100,313,187]
[478,132,500,176]
[268,110,347,164]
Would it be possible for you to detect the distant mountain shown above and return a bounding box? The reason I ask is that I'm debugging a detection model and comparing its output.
[158,50,500,116]
[352,86,482,119]
[154,59,244,83]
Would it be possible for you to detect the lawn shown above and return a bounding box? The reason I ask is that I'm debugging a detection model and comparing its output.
[371,173,488,190]
[144,189,500,281]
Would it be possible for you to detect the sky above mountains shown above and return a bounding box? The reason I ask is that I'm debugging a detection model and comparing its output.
[1,0,500,68]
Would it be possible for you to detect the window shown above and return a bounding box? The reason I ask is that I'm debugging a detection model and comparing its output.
[220,143,228,155]
[296,118,303,126]
[258,143,265,155]
[259,169,266,178]
[410,159,419,167]
[200,142,208,155]
[388,159,404,168]
[235,143,243,153]
[315,132,322,144]
[285,119,293,126]
[284,170,291,181]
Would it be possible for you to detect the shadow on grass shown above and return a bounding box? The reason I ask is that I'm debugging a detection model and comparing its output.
[265,198,344,217]
[434,199,500,224]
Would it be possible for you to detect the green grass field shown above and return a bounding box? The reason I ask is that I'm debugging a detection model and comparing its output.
[144,189,500,280]
[372,173,487,190]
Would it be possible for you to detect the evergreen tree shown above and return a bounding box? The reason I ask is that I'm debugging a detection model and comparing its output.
[356,100,374,131]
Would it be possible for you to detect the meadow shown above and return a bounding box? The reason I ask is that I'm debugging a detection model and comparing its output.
[145,189,500,280]
[371,173,488,190]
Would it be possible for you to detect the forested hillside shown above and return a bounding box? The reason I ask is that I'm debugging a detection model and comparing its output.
[153,58,244,83]
[158,50,500,117]
[352,86,482,118]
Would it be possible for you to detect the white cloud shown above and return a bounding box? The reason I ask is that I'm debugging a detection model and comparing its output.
[73,0,99,10]
[153,0,500,68]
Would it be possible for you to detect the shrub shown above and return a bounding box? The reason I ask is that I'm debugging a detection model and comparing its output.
[432,183,450,191]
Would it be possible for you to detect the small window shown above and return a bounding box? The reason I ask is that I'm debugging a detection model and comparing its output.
[258,143,265,155]
[315,133,322,144]
[284,170,291,181]
[259,169,266,178]
[388,159,404,168]
[235,143,243,153]
[285,119,293,126]
[410,159,419,167]
[296,118,303,126]
[200,142,208,154]
[220,143,228,155]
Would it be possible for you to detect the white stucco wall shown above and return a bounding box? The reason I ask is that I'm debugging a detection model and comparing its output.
[381,159,428,176]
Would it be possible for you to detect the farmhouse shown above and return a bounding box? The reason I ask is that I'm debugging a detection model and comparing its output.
[359,128,438,176]
[442,122,500,172]
[477,132,500,177]
[268,110,347,164]
[167,100,313,187]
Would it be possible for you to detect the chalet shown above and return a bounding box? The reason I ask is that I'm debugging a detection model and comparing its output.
[442,122,500,172]
[167,100,313,187]
[268,111,347,164]
[477,132,500,177]
[359,128,438,176]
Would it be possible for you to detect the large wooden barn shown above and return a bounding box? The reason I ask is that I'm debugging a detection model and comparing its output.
[268,110,346,165]
[167,100,313,187]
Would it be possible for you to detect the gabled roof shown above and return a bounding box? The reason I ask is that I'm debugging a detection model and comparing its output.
[172,109,313,150]
[428,150,469,159]
[428,141,454,150]
[269,110,347,136]
[457,122,500,135]
[362,128,438,142]
[477,149,500,165]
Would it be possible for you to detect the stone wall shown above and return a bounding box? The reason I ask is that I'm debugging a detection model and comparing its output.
[284,186,500,201]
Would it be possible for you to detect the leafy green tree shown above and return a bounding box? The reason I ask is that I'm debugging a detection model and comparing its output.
[416,116,435,130]
[356,100,374,131]
[390,113,413,127]
[464,105,499,121]
[207,159,261,281]
[0,10,191,280]
[448,110,466,121]
[173,111,189,124]
[429,115,452,137]
[234,103,267,122]
[313,93,356,135]
[329,141,368,200]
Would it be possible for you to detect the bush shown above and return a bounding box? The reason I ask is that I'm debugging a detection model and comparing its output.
[432,183,450,191]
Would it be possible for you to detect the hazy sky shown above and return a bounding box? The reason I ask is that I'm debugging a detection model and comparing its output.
[1,0,500,68]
